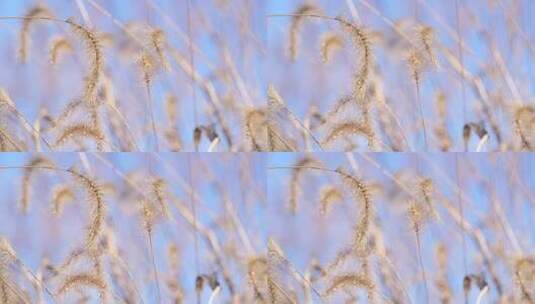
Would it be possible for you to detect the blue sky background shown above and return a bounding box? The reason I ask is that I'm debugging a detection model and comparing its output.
[0,0,266,151]
[0,0,534,302]
[0,152,266,302]
[266,0,535,151]
[1,0,534,151]
[0,152,534,302]
[267,152,535,303]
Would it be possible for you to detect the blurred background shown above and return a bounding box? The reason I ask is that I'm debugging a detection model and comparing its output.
[267,0,535,151]
[268,152,535,303]
[0,0,266,151]
[0,152,266,302]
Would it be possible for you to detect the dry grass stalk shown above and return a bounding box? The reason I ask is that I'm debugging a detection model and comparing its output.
[140,198,163,303]
[152,178,171,219]
[289,157,318,214]
[514,106,535,150]
[19,6,51,63]
[244,108,267,151]
[166,244,184,303]
[434,92,452,151]
[150,28,170,71]
[57,272,106,296]
[65,18,103,108]
[267,239,296,304]
[139,52,160,150]
[335,168,372,254]
[0,237,29,304]
[417,25,438,68]
[320,32,344,63]
[65,168,106,251]
[268,84,323,150]
[164,95,182,151]
[515,256,535,302]
[49,36,73,65]
[289,4,319,61]
[54,123,104,151]
[323,273,374,300]
[51,185,75,216]
[268,124,296,152]
[434,243,452,304]
[247,257,268,301]
[21,157,53,214]
[52,99,83,129]
[322,121,374,149]
[319,186,343,215]
[334,17,371,101]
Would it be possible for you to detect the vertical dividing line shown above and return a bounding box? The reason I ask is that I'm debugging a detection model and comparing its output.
[186,0,199,151]
[455,154,468,304]
[413,0,419,22]
[416,81,428,151]
[146,80,159,151]
[455,0,468,150]
[187,154,201,303]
